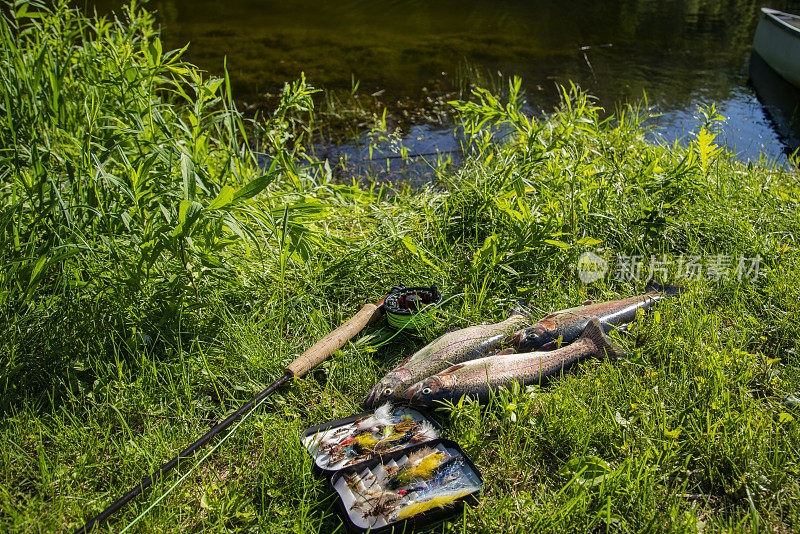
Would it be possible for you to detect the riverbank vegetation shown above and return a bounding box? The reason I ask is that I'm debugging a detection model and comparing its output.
[1,2,799,532]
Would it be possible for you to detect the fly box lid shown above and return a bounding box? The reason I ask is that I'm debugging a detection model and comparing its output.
[301,403,444,475]
[329,439,483,534]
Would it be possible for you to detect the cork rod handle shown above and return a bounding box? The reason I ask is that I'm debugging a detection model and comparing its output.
[285,303,382,377]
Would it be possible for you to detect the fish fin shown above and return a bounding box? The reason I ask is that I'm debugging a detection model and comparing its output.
[581,317,626,358]
[444,363,466,373]
[539,340,558,351]
[502,330,523,348]
[582,299,595,306]
[645,281,685,297]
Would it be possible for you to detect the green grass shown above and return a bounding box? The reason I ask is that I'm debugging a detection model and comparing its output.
[1,1,800,532]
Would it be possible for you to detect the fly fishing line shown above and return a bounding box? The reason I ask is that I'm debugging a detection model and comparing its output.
[118,391,272,533]
[383,285,442,331]
[365,291,464,351]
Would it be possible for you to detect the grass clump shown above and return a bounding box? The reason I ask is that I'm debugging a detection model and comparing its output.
[1,1,799,533]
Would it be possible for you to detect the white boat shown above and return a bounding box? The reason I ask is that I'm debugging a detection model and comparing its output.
[753,7,800,88]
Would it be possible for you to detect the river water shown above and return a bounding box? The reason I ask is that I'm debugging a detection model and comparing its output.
[86,0,800,164]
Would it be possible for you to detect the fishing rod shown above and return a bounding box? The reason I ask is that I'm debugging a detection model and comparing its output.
[75,285,441,534]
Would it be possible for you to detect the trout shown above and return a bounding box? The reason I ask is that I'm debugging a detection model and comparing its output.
[363,310,532,407]
[402,317,624,406]
[509,283,681,352]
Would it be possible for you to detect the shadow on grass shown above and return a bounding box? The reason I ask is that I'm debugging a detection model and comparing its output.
[0,289,224,417]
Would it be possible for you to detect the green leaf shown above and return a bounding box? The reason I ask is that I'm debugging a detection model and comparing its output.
[181,153,196,201]
[472,234,499,268]
[499,264,520,276]
[29,255,48,288]
[695,127,722,168]
[207,186,235,210]
[577,236,602,246]
[234,172,276,201]
[178,199,190,227]
[512,174,525,198]
[174,200,204,237]
[148,38,162,66]
[401,236,419,256]
[559,456,614,486]
[223,213,247,242]
[15,3,28,19]
[206,78,224,95]
[544,239,571,250]
[400,236,440,271]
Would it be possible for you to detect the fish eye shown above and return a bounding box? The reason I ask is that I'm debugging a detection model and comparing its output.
[421,388,432,395]
[383,388,393,396]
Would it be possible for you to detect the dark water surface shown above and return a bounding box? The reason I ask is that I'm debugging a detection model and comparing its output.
[87,0,800,162]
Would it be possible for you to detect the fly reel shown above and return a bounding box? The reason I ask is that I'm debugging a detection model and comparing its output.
[383,285,442,332]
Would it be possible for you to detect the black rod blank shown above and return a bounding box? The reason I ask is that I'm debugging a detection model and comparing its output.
[75,372,292,534]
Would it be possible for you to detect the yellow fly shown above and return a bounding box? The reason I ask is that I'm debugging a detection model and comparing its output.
[392,489,473,520]
[352,420,419,450]
[388,448,450,487]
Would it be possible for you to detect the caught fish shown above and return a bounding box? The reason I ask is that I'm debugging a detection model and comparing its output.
[509,283,682,352]
[403,317,624,406]
[364,310,532,407]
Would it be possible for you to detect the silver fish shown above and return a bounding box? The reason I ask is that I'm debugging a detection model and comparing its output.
[364,310,532,407]
[402,317,624,406]
[508,283,682,351]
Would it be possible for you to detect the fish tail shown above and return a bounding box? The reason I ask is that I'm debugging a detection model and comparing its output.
[581,317,625,358]
[645,281,685,297]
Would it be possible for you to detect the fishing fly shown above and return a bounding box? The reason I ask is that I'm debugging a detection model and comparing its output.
[337,447,480,528]
[390,488,476,521]
[385,447,452,488]
[306,404,438,468]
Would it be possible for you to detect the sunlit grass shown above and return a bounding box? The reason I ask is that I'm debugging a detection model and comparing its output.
[1,1,799,533]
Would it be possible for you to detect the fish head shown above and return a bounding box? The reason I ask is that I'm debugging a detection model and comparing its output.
[363,373,408,408]
[514,321,557,351]
[404,374,454,406]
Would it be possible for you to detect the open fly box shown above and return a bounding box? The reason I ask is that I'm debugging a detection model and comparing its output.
[301,405,483,533]
[301,404,444,474]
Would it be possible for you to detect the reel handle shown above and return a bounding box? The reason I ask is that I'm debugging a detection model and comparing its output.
[286,302,384,377]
